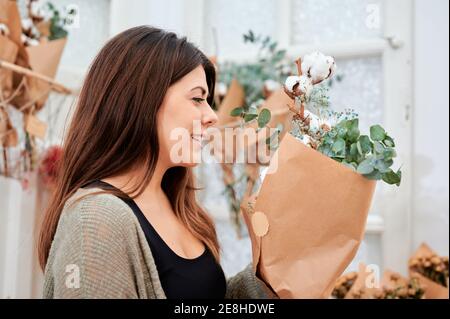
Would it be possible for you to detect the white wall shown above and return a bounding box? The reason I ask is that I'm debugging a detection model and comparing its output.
[412,0,449,256]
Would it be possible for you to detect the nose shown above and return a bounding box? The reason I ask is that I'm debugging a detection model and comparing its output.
[202,103,218,128]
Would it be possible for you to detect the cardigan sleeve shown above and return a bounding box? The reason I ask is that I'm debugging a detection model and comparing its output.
[44,195,140,299]
[225,263,278,299]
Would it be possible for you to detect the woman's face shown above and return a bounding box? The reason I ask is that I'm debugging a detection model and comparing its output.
[157,65,218,168]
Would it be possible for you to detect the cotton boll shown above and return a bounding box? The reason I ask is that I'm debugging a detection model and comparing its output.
[308,56,331,84]
[216,82,227,97]
[30,1,45,17]
[297,75,313,98]
[301,51,322,77]
[301,51,337,84]
[27,38,39,46]
[284,76,300,93]
[21,18,34,31]
[281,64,292,75]
[284,75,313,98]
[0,23,10,36]
[21,34,39,46]
[28,0,49,21]
[264,79,281,92]
[326,56,337,78]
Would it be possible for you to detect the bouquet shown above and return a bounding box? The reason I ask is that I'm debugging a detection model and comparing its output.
[0,0,75,111]
[333,266,424,299]
[240,51,401,298]
[408,243,449,298]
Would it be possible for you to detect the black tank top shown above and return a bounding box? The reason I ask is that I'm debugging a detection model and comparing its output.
[81,180,227,299]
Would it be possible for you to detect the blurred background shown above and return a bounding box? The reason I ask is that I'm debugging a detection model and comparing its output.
[0,0,448,298]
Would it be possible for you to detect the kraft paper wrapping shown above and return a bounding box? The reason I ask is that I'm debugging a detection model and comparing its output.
[12,37,67,111]
[242,133,376,298]
[409,243,449,299]
[0,34,18,96]
[0,0,22,46]
[216,78,245,126]
[1,0,67,111]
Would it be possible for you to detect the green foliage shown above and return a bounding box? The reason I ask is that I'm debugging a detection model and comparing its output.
[225,30,291,126]
[46,2,77,40]
[317,119,402,186]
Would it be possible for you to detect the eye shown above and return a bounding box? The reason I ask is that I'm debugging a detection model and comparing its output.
[192,97,206,105]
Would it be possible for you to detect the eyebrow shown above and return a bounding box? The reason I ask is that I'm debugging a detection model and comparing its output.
[190,86,209,96]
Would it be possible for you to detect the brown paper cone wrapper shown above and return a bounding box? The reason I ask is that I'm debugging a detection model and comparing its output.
[410,272,448,299]
[11,37,67,111]
[242,134,376,298]
[0,34,18,96]
[408,243,449,299]
[344,263,380,299]
[0,107,18,147]
[216,78,245,126]
[0,0,22,46]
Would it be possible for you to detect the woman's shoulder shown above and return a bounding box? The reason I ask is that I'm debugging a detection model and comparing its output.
[59,187,139,236]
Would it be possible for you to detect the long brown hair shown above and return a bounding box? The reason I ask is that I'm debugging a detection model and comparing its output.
[38,26,219,270]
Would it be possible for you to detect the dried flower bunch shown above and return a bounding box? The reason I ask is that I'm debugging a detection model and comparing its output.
[332,272,357,298]
[373,274,425,299]
[409,254,449,287]
[281,52,402,186]
[38,144,62,188]
[21,0,77,46]
[334,272,424,299]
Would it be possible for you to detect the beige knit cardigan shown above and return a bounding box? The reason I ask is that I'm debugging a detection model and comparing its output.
[43,187,271,299]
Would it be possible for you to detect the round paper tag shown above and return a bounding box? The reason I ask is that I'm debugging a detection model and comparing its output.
[251,211,269,237]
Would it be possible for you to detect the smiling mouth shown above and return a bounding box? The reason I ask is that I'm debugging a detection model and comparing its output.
[191,134,203,146]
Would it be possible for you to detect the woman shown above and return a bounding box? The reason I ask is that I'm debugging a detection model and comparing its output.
[38,26,271,299]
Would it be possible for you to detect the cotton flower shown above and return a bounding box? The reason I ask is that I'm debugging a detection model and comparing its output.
[264,79,281,92]
[21,18,34,31]
[27,0,50,22]
[263,79,281,98]
[284,75,313,98]
[21,33,39,46]
[0,23,10,36]
[216,82,227,97]
[301,51,336,84]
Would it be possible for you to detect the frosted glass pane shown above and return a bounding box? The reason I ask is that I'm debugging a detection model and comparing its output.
[328,56,384,130]
[291,0,384,45]
[203,0,277,57]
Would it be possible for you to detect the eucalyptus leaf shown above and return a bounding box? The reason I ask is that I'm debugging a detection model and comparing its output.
[383,136,396,147]
[342,161,357,171]
[373,141,386,154]
[383,148,397,159]
[332,138,346,153]
[364,169,383,180]
[370,125,386,141]
[244,113,258,122]
[382,169,401,185]
[258,108,271,128]
[357,159,374,174]
[230,107,244,117]
[358,135,372,154]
